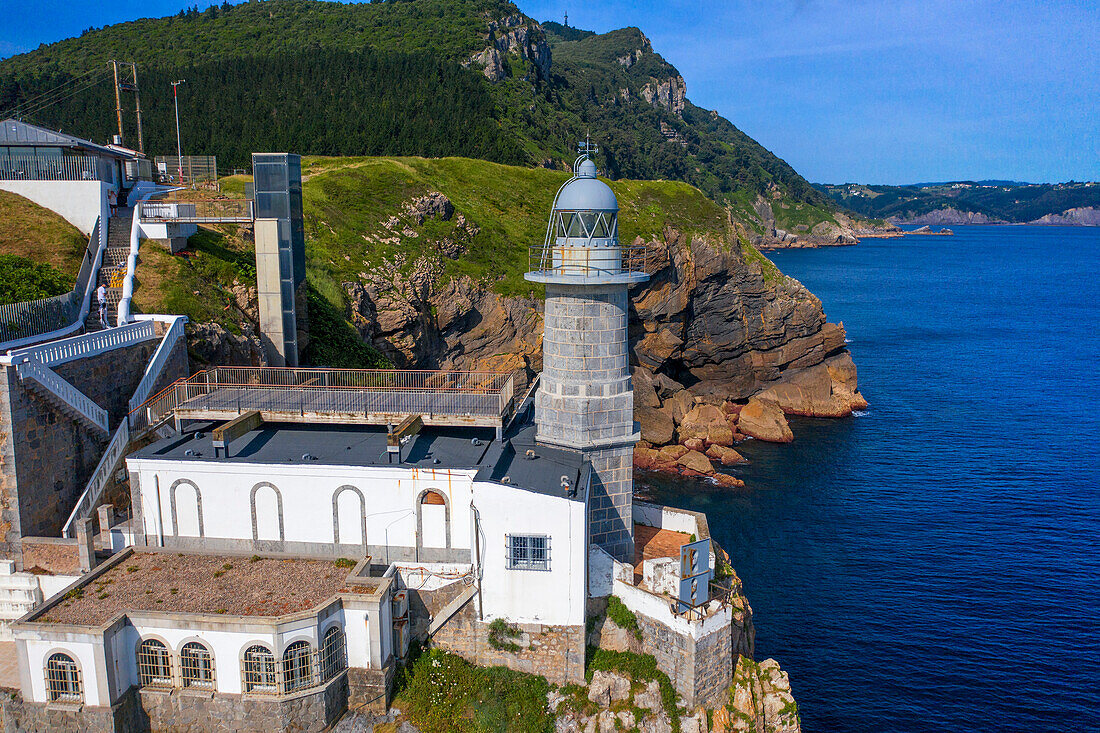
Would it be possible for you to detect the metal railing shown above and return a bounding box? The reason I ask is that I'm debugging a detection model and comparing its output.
[0,219,102,346]
[137,198,253,223]
[243,632,346,697]
[129,367,515,435]
[0,153,108,182]
[528,243,658,278]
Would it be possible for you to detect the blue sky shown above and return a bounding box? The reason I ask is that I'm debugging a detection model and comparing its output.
[3,0,1097,184]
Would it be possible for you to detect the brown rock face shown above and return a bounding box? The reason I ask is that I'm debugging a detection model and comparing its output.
[755,352,867,418]
[706,445,748,466]
[632,368,662,408]
[738,397,793,443]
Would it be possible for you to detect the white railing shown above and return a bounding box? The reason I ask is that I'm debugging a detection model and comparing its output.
[5,320,158,368]
[0,153,105,182]
[128,316,187,412]
[16,358,108,433]
[117,188,167,326]
[61,420,129,538]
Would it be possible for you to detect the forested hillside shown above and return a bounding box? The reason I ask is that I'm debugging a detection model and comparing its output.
[0,0,841,235]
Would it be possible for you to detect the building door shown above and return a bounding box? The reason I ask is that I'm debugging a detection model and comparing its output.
[336,488,365,547]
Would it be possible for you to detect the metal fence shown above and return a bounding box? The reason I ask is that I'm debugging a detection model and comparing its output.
[528,243,659,278]
[0,152,109,181]
[154,155,217,184]
[129,367,516,435]
[138,199,253,223]
[0,219,101,344]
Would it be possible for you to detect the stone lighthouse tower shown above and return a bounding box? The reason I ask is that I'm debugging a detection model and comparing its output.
[525,144,649,562]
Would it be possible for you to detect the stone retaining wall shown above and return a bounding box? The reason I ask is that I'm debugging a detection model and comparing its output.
[347,664,394,714]
[430,596,585,685]
[636,608,733,708]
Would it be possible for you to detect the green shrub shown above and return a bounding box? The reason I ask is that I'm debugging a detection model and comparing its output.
[0,255,70,306]
[395,647,553,733]
[605,596,642,641]
[334,557,356,569]
[487,618,522,652]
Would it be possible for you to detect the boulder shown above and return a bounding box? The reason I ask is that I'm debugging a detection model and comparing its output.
[632,368,663,408]
[706,445,748,465]
[680,710,709,733]
[634,444,662,470]
[712,473,745,488]
[588,670,631,706]
[677,450,714,475]
[738,397,793,443]
[639,713,673,733]
[755,351,867,418]
[681,437,706,452]
[678,404,728,442]
[658,444,689,462]
[594,616,643,655]
[634,680,663,711]
[637,407,676,445]
[664,390,697,424]
[597,711,618,733]
[654,372,685,399]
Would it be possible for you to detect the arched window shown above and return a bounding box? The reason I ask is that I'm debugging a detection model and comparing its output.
[242,645,276,694]
[137,639,173,688]
[282,641,313,693]
[180,641,215,689]
[320,626,346,681]
[45,653,81,703]
[420,490,446,505]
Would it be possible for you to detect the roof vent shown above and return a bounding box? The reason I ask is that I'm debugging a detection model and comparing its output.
[502,476,511,484]
[184,449,195,456]
[194,431,204,439]
[560,475,571,488]
[302,453,317,461]
[433,458,441,465]
[471,438,482,447]
[525,449,536,460]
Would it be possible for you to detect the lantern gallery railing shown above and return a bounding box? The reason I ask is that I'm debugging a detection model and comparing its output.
[128,366,517,435]
[528,244,661,279]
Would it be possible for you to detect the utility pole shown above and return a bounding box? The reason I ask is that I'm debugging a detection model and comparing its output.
[171,80,186,185]
[111,61,124,145]
[130,65,144,154]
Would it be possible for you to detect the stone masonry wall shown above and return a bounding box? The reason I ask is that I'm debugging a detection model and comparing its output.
[134,673,348,733]
[347,664,394,714]
[20,536,80,574]
[431,597,585,685]
[0,335,189,565]
[0,694,117,733]
[636,609,734,708]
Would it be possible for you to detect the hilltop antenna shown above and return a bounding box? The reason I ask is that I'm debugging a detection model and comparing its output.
[564,11,568,27]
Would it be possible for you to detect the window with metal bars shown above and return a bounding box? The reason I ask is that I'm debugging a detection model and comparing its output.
[180,641,215,689]
[242,645,277,694]
[506,534,551,571]
[137,639,173,688]
[282,641,313,693]
[45,653,82,703]
[319,626,347,682]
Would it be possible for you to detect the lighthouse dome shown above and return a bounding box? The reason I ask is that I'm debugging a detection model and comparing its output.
[554,160,618,212]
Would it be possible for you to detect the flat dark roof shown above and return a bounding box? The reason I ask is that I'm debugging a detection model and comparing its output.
[130,416,587,500]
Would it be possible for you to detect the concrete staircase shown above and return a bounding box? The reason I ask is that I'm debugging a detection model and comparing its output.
[85,210,132,332]
[0,561,42,640]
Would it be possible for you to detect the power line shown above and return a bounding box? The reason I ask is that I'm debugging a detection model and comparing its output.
[4,64,108,110]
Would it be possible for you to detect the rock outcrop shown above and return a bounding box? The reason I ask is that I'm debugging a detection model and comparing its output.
[641,75,687,116]
[716,657,801,733]
[468,14,551,82]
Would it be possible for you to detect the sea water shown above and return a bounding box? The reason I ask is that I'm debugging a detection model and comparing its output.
[637,226,1100,732]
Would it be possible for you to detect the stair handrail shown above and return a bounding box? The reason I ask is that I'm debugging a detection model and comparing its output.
[61,419,129,538]
[118,188,181,325]
[14,357,108,433]
[128,315,188,412]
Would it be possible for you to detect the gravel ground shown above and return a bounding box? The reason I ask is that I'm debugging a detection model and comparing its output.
[39,552,356,626]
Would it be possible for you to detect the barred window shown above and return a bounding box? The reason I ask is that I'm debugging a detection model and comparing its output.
[242,645,276,694]
[137,639,173,688]
[180,642,215,689]
[506,534,551,571]
[282,641,313,693]
[45,653,82,703]
[320,626,346,681]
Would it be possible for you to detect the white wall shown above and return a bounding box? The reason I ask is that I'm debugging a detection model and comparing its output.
[471,481,586,626]
[128,461,478,555]
[22,637,104,705]
[0,180,107,235]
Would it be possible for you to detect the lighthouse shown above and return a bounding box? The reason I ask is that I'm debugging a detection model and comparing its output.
[525,143,649,562]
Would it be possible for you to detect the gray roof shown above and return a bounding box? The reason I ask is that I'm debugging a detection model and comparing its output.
[129,416,588,501]
[0,118,127,158]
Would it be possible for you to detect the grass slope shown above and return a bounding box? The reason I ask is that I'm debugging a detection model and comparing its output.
[0,190,86,304]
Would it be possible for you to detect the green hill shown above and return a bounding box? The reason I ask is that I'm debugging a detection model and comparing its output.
[0,0,836,232]
[132,154,757,366]
[0,190,86,305]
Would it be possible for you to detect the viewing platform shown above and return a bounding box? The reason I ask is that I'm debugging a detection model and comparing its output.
[129,366,517,436]
[137,198,254,224]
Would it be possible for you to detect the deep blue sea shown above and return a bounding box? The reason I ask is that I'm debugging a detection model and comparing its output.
[638,226,1100,732]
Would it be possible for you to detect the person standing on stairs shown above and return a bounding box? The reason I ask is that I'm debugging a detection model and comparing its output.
[97,283,109,329]
[108,189,117,217]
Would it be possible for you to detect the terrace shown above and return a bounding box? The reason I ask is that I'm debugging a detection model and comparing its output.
[128,366,517,438]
